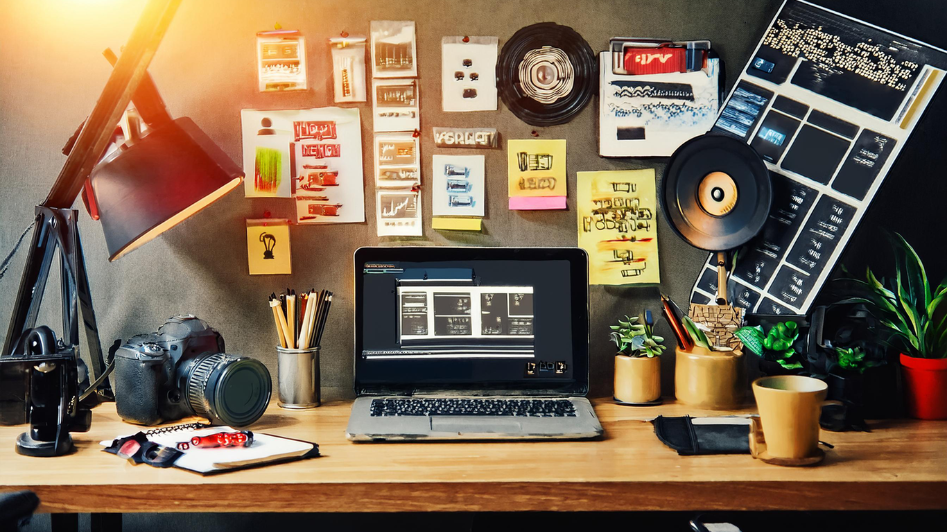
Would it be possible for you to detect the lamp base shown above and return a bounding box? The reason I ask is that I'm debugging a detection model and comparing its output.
[15,431,74,457]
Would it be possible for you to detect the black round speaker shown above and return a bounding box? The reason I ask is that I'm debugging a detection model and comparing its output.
[661,134,772,252]
[496,22,597,127]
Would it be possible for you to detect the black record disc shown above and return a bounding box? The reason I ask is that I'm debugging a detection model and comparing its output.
[661,134,772,252]
[496,22,597,127]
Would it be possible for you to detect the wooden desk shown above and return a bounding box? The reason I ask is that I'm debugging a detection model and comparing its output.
[1,398,945,513]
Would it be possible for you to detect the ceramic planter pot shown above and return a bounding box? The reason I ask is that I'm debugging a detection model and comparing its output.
[901,353,947,420]
[675,345,746,409]
[614,354,661,403]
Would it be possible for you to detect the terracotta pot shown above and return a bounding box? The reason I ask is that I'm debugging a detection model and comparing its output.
[900,353,947,420]
[614,354,661,403]
[675,345,746,409]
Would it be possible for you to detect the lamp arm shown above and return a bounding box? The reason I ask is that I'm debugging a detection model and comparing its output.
[43,0,182,209]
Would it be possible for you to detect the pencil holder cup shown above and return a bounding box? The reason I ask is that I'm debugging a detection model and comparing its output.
[276,346,320,409]
[674,345,746,409]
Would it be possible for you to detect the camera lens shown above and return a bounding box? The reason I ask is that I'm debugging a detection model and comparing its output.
[185,353,271,427]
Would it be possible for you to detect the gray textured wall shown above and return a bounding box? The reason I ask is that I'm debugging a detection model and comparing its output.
[0,0,783,400]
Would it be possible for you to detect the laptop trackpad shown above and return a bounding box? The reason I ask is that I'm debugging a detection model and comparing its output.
[431,417,523,433]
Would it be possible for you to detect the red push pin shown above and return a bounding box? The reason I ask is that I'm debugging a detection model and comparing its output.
[531,130,539,137]
[462,36,470,43]
[341,31,349,38]
[412,129,421,138]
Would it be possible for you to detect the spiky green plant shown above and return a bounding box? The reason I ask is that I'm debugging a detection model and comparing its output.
[836,233,946,359]
[610,315,666,358]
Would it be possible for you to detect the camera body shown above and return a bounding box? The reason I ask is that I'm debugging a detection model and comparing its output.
[114,315,271,427]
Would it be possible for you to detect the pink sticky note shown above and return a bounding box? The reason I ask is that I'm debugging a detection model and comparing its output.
[509,196,567,210]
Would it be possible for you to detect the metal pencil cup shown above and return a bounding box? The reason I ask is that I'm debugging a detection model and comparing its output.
[276,346,320,408]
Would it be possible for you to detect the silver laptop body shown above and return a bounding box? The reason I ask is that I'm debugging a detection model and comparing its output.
[346,247,603,441]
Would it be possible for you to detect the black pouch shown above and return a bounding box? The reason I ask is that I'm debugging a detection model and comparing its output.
[652,415,750,455]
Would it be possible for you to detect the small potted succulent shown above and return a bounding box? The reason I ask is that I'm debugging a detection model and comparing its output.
[837,234,947,419]
[611,312,666,404]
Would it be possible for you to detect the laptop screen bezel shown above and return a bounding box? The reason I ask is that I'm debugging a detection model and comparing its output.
[353,246,590,397]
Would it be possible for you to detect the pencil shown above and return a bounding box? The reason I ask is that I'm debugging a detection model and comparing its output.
[306,289,323,349]
[299,289,317,349]
[315,292,333,348]
[286,290,296,350]
[661,293,692,350]
[269,295,287,348]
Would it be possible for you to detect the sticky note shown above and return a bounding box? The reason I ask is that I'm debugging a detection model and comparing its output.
[509,196,567,210]
[507,139,567,205]
[432,217,483,231]
[247,219,292,275]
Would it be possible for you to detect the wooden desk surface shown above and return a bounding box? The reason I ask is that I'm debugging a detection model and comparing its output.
[1,398,945,513]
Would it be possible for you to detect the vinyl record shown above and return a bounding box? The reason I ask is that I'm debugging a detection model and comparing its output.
[496,23,597,127]
[661,134,771,252]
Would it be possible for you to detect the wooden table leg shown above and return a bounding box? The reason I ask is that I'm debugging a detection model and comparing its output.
[50,513,78,532]
[91,513,122,532]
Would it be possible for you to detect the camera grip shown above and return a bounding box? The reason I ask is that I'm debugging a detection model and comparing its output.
[114,355,164,425]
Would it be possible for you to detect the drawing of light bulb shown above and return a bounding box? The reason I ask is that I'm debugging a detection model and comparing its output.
[260,232,276,259]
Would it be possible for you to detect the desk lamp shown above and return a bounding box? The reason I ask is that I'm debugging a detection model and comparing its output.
[1,0,241,431]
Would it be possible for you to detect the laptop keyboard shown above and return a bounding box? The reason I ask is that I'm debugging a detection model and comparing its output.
[369,398,577,417]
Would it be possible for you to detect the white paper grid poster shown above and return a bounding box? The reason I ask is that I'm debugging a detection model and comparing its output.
[374,132,422,236]
[690,0,947,315]
[431,155,485,218]
[441,37,498,112]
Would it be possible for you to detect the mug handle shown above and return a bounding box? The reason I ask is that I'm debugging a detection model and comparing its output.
[748,400,841,459]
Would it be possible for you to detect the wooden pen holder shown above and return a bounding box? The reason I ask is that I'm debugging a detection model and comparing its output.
[674,345,746,409]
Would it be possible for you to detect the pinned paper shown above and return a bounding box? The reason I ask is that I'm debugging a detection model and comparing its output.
[242,109,365,224]
[257,30,307,92]
[329,35,367,103]
[371,21,418,78]
[372,78,420,132]
[432,155,484,217]
[509,196,567,210]
[375,132,422,236]
[247,219,292,275]
[507,139,567,210]
[441,36,498,112]
[577,170,660,285]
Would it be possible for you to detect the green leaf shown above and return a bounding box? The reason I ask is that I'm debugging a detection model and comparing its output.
[895,233,931,312]
[777,359,803,370]
[734,326,765,356]
[609,325,621,330]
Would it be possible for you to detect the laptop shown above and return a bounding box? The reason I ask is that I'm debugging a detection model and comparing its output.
[346,247,603,441]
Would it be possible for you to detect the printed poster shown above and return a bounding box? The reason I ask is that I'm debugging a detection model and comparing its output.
[246,219,292,275]
[241,108,365,225]
[507,139,567,210]
[577,170,660,285]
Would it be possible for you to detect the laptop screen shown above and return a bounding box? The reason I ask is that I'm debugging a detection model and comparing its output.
[354,247,589,395]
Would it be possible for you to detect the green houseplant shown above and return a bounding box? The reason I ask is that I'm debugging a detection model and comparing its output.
[837,233,947,419]
[611,314,665,404]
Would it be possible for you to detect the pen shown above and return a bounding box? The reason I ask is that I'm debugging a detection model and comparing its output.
[661,293,692,350]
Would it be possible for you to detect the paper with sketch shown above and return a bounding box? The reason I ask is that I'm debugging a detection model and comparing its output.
[374,132,422,236]
[246,219,292,275]
[432,154,485,218]
[577,170,660,285]
[507,139,567,210]
[241,108,365,222]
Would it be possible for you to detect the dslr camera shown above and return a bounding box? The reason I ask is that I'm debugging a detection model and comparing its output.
[114,315,271,427]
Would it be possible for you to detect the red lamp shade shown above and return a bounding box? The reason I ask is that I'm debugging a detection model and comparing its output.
[90,117,243,261]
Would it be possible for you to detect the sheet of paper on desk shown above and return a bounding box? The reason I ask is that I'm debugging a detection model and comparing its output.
[507,139,567,210]
[690,0,947,314]
[102,428,316,474]
[577,169,660,285]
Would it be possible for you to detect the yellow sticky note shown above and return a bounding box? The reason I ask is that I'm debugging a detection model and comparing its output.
[247,219,292,275]
[577,170,660,285]
[432,217,482,231]
[507,139,567,198]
